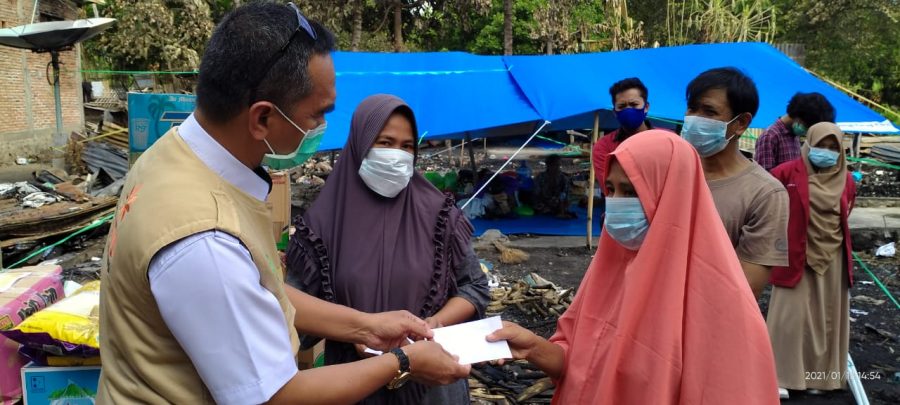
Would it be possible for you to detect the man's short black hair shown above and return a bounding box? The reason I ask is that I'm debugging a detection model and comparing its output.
[196,1,335,123]
[787,92,836,125]
[686,67,759,118]
[545,154,562,167]
[609,77,648,105]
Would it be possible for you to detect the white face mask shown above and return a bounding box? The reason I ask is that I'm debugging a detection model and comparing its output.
[359,148,415,198]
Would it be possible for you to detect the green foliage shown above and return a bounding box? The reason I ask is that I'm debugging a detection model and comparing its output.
[85,0,213,71]
[773,0,900,108]
[666,0,777,46]
[80,0,900,112]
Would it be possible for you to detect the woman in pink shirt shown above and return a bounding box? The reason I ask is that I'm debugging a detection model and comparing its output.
[489,130,779,404]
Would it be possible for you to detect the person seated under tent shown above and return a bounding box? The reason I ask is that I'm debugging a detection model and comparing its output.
[533,155,576,219]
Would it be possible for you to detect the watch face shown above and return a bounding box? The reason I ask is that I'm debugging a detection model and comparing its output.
[388,371,412,390]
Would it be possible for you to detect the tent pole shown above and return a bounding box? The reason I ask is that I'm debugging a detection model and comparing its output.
[445,140,453,167]
[466,132,477,174]
[51,49,66,170]
[460,136,466,167]
[587,111,599,249]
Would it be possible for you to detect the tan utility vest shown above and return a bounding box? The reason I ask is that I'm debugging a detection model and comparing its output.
[96,128,299,403]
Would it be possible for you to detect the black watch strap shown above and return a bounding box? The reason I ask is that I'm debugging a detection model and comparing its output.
[389,348,410,373]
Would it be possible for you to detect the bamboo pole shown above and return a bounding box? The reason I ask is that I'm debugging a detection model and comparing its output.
[466,132,477,174]
[445,140,453,167]
[460,137,466,165]
[587,111,600,249]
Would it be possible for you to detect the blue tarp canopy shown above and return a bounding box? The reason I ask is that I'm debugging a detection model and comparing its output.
[504,42,899,134]
[321,51,543,151]
[320,42,898,152]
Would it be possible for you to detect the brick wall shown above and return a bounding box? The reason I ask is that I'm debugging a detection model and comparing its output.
[0,0,84,165]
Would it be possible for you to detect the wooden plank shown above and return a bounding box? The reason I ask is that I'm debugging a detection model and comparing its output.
[0,197,117,241]
[0,207,114,249]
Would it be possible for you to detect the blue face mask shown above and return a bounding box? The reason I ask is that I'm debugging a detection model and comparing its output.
[808,147,839,168]
[681,115,740,158]
[604,197,649,250]
[615,107,647,130]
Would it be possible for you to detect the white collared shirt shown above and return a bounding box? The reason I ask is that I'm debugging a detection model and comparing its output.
[148,113,297,404]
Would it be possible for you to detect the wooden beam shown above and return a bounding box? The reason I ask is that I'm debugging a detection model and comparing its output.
[587,111,600,250]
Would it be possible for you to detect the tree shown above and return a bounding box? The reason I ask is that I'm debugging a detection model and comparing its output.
[665,0,777,46]
[601,0,646,50]
[86,0,214,71]
[530,0,606,55]
[351,0,364,50]
[503,0,513,55]
[774,0,900,110]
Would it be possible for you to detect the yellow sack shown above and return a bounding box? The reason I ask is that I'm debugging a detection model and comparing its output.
[6,281,100,355]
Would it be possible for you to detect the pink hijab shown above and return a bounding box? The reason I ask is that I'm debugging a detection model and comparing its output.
[549,130,778,404]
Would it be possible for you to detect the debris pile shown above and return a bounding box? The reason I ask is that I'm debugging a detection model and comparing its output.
[470,363,554,404]
[486,273,572,330]
[291,156,333,212]
[0,167,118,269]
[470,272,572,404]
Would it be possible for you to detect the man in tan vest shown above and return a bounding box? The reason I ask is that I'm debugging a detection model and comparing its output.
[97,2,470,404]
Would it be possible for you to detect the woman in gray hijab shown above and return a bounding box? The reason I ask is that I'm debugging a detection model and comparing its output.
[286,94,489,404]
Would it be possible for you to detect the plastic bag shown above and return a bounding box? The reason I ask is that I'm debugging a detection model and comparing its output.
[2,281,100,356]
[875,242,895,258]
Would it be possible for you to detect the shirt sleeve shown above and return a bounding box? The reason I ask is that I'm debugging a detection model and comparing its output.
[149,231,298,405]
[754,124,778,171]
[452,246,490,320]
[592,137,606,178]
[735,188,790,267]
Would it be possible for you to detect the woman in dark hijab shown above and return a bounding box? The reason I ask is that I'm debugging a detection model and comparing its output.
[286,94,489,404]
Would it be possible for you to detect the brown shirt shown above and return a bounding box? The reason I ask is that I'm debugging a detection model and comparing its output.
[708,162,789,267]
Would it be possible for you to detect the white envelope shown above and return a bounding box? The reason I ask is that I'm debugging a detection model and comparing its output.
[431,316,512,365]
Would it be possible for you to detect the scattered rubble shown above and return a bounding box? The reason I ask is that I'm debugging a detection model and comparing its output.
[469,271,572,404]
[290,155,333,212]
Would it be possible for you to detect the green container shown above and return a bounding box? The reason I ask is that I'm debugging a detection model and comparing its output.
[515,205,535,217]
[442,171,458,191]
[424,171,445,190]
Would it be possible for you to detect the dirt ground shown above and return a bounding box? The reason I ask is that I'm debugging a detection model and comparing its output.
[478,240,900,405]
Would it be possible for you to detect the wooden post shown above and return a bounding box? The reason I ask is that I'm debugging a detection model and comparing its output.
[460,137,466,166]
[466,132,477,174]
[587,111,600,249]
[445,140,453,167]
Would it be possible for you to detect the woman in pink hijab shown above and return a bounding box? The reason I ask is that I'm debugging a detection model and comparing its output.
[488,130,779,404]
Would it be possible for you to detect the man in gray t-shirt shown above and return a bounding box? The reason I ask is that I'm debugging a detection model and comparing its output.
[681,67,789,299]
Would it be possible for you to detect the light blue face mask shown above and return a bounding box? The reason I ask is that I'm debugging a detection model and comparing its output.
[604,197,649,250]
[681,115,740,158]
[808,147,839,168]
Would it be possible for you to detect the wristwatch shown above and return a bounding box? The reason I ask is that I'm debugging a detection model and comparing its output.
[386,348,412,390]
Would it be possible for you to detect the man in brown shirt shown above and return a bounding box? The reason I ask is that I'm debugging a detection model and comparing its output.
[681,67,789,299]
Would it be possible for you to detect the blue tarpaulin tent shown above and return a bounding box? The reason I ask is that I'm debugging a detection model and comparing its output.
[321,51,543,151]
[504,42,899,134]
[322,43,897,152]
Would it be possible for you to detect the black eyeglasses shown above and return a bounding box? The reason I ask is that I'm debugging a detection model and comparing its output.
[248,2,317,105]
